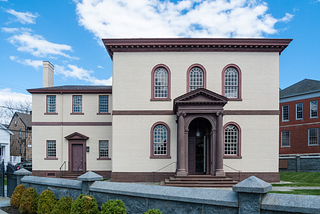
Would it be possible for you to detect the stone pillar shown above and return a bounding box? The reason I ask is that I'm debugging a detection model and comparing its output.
[296,155,301,172]
[233,176,272,214]
[210,129,216,176]
[215,111,224,176]
[176,112,187,176]
[77,171,103,195]
[14,168,32,186]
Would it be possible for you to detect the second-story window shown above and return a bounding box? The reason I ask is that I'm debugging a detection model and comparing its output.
[19,129,22,139]
[189,67,203,91]
[311,101,318,118]
[47,95,56,113]
[99,96,109,113]
[154,68,168,98]
[73,95,82,113]
[296,103,303,120]
[224,67,238,98]
[282,105,289,121]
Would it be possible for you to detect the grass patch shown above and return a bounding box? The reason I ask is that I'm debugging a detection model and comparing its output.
[4,178,6,186]
[272,172,320,187]
[269,189,320,196]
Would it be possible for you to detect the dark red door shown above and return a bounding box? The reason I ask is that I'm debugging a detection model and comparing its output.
[72,144,83,171]
[188,137,196,174]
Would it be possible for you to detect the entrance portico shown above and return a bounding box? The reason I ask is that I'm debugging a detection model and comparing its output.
[173,88,228,177]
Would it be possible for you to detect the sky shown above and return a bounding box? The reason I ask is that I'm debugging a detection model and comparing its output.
[0,0,320,121]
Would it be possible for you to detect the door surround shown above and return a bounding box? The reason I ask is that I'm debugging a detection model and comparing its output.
[173,88,228,177]
[65,132,88,173]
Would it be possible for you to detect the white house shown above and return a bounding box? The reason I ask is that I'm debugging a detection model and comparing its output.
[28,38,292,184]
[0,124,13,166]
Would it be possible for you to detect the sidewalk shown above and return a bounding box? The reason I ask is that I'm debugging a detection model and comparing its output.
[0,197,10,214]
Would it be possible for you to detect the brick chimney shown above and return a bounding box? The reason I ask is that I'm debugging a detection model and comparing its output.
[43,61,54,88]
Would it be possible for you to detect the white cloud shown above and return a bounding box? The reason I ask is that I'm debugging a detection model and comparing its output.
[98,65,104,69]
[55,64,112,85]
[75,0,293,38]
[1,27,19,33]
[5,9,38,24]
[0,0,8,2]
[8,32,78,59]
[10,56,43,69]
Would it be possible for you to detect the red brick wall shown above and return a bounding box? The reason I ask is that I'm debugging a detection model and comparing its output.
[279,96,320,155]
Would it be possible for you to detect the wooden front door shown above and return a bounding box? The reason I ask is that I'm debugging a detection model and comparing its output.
[72,144,83,171]
[188,137,196,174]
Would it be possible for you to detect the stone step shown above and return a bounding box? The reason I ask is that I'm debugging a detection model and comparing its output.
[164,183,235,188]
[166,180,237,184]
[169,176,234,181]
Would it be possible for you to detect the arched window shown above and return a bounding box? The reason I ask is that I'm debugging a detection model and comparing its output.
[222,64,242,100]
[150,122,171,159]
[224,122,241,158]
[187,64,206,92]
[151,65,171,100]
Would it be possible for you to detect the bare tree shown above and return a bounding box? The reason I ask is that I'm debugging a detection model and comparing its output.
[0,99,32,125]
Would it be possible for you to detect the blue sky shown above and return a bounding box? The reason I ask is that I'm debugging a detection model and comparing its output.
[0,0,320,110]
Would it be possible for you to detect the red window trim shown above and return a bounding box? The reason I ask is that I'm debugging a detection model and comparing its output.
[71,95,84,115]
[223,122,242,159]
[222,64,242,100]
[150,121,171,159]
[44,140,58,160]
[45,95,58,115]
[151,64,171,101]
[186,64,207,92]
[97,140,111,160]
[97,95,110,114]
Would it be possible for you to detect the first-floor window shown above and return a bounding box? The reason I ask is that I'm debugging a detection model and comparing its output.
[224,124,238,155]
[281,131,290,147]
[309,128,319,146]
[47,140,56,157]
[99,140,109,158]
[154,125,167,155]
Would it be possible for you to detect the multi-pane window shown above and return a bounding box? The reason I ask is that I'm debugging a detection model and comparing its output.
[281,131,290,147]
[47,95,56,113]
[308,128,319,146]
[282,105,289,121]
[310,101,318,118]
[224,67,238,98]
[189,67,203,91]
[47,140,56,157]
[19,129,21,139]
[99,140,109,157]
[296,103,303,120]
[99,96,109,113]
[73,95,82,113]
[224,125,238,155]
[154,68,168,98]
[154,125,167,155]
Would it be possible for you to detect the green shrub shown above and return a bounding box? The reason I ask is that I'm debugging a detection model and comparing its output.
[51,196,72,214]
[70,194,99,214]
[19,187,39,214]
[10,184,26,208]
[144,208,163,214]
[37,189,56,214]
[101,199,127,214]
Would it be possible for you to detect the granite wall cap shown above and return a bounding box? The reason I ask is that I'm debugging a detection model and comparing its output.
[14,168,32,175]
[77,171,103,182]
[21,176,82,189]
[232,176,272,193]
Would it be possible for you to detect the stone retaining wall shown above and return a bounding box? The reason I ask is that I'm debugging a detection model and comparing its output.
[17,171,320,214]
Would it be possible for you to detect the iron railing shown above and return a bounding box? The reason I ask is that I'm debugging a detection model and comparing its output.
[77,162,83,175]
[152,162,177,183]
[59,161,68,177]
[223,163,242,181]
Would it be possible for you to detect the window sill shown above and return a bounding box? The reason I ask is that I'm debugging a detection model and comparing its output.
[70,113,84,115]
[150,98,171,101]
[308,144,319,146]
[150,155,171,159]
[223,156,242,159]
[97,113,111,115]
[227,98,242,101]
[44,113,58,115]
[97,157,111,160]
[282,120,289,122]
[44,157,58,160]
[281,146,290,148]
[296,118,303,120]
[310,117,318,119]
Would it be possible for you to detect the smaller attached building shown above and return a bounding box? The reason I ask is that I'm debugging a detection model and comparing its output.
[279,79,320,172]
[0,124,13,166]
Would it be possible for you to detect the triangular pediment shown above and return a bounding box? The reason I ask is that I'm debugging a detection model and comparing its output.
[65,132,89,140]
[173,88,228,113]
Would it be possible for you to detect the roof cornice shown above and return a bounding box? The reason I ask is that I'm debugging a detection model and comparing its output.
[102,38,293,60]
[27,88,112,94]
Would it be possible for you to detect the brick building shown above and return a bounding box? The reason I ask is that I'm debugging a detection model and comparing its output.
[279,79,320,171]
[8,112,32,162]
